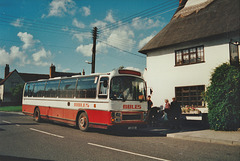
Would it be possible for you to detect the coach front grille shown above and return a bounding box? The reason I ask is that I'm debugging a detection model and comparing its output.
[122,114,142,121]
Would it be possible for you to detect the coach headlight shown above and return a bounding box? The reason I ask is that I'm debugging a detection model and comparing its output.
[111,112,122,123]
[115,112,121,117]
[115,118,121,122]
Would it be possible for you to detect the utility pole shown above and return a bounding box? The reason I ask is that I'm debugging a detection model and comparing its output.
[92,27,98,73]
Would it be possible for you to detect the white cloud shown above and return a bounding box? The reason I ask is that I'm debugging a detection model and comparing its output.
[0,46,29,66]
[17,32,38,50]
[10,18,23,27]
[75,25,136,57]
[0,48,11,65]
[10,46,23,60]
[105,10,115,23]
[10,46,30,66]
[73,32,91,43]
[32,48,52,66]
[80,6,91,16]
[75,42,108,57]
[72,18,85,28]
[132,17,163,30]
[44,0,76,17]
[138,34,154,49]
[96,42,108,54]
[107,26,135,51]
[76,44,92,57]
[90,20,107,28]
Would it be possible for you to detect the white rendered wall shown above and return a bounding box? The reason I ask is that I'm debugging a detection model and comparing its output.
[145,40,230,107]
[185,0,208,7]
[0,85,3,101]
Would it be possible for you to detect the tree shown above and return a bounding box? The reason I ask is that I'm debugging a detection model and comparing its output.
[205,63,240,131]
[10,84,24,104]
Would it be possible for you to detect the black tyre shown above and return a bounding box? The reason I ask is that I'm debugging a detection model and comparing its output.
[34,108,41,122]
[78,112,89,132]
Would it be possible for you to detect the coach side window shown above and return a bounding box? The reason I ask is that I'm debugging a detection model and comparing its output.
[33,81,46,97]
[24,83,34,97]
[45,80,60,97]
[59,78,77,98]
[98,77,108,99]
[76,76,98,98]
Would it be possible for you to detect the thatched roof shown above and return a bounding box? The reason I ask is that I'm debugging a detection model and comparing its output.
[139,0,240,54]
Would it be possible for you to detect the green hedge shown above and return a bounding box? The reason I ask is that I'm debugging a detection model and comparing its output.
[0,106,22,112]
[205,63,240,131]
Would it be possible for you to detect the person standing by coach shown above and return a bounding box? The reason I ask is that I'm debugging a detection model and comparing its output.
[147,95,153,125]
[170,97,182,130]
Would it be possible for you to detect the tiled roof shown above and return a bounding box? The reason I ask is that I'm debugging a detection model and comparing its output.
[0,70,16,85]
[0,70,50,85]
[53,72,81,78]
[18,73,49,82]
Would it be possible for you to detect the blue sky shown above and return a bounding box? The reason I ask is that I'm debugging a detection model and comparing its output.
[0,0,178,78]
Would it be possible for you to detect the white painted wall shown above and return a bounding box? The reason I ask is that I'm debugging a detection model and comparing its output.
[144,39,230,107]
[185,0,209,7]
[0,85,3,101]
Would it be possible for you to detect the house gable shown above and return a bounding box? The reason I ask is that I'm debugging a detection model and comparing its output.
[1,70,25,93]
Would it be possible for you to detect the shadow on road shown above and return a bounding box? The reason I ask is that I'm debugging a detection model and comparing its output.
[25,117,209,137]
[0,155,53,161]
[0,123,39,126]
[87,128,166,137]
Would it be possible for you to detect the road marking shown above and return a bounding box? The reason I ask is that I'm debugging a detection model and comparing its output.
[2,120,11,124]
[2,120,20,126]
[29,128,64,139]
[88,143,171,161]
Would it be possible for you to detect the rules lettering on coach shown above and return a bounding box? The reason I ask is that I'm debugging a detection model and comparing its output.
[123,105,141,109]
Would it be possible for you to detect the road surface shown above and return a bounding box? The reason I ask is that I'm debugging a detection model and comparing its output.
[0,112,239,161]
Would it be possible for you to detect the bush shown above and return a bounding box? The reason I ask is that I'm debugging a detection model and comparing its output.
[205,63,240,131]
[10,84,24,104]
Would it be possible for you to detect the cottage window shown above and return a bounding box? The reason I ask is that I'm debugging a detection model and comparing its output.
[175,46,204,66]
[175,85,205,107]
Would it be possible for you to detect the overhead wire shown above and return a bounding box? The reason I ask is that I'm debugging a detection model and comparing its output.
[98,0,178,33]
[0,38,79,50]
[98,39,146,58]
[0,13,92,37]
[97,51,145,67]
[97,0,179,51]
[0,13,90,32]
[0,1,180,60]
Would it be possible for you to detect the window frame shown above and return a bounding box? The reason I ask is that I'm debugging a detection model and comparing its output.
[175,85,205,108]
[76,76,98,99]
[45,80,60,98]
[33,81,46,97]
[98,77,109,99]
[58,78,77,98]
[175,45,205,66]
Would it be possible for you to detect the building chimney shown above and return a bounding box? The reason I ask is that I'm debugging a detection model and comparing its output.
[50,64,56,78]
[4,64,10,78]
[82,69,85,75]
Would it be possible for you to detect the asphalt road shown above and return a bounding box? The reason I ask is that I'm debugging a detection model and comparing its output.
[0,112,239,161]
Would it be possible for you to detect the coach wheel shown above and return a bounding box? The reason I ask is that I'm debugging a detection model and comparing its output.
[78,112,89,132]
[34,108,41,122]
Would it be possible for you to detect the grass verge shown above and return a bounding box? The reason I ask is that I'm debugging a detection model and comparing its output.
[0,106,22,112]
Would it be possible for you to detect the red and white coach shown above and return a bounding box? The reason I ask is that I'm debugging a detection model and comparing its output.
[22,69,148,131]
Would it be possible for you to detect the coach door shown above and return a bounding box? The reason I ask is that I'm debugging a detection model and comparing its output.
[98,77,109,99]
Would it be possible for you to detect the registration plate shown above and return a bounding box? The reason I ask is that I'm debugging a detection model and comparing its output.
[128,126,137,130]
